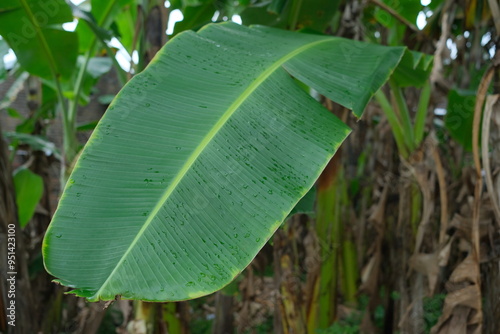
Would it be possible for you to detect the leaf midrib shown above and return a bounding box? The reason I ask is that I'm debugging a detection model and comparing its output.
[93,35,332,300]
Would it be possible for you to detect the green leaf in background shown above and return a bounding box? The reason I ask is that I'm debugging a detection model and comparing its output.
[240,0,340,32]
[391,50,433,88]
[374,0,422,27]
[62,56,113,105]
[287,186,316,219]
[13,168,44,228]
[178,0,205,7]
[169,0,183,10]
[172,1,216,36]
[43,23,407,302]
[372,0,423,46]
[4,132,62,160]
[76,120,99,132]
[0,0,78,80]
[268,0,287,14]
[113,2,137,52]
[75,0,133,53]
[444,89,476,151]
[71,3,114,53]
[86,57,113,78]
[240,3,285,28]
[6,107,23,119]
[287,0,340,32]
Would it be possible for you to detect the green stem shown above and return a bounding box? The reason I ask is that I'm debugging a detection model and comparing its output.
[374,90,409,158]
[289,0,304,30]
[68,44,96,127]
[163,303,182,333]
[339,172,357,306]
[341,239,358,305]
[414,81,431,146]
[390,80,415,152]
[314,162,345,329]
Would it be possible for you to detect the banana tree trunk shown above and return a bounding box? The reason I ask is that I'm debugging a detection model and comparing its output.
[273,216,307,334]
[212,292,234,334]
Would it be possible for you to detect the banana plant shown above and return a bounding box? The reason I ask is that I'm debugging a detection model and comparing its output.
[43,22,422,302]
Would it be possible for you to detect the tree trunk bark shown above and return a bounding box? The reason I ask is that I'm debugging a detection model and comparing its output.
[212,292,235,334]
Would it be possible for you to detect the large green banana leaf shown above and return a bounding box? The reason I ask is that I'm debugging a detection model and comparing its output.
[43,23,407,302]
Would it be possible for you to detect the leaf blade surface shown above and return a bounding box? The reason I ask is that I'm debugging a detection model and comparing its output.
[43,23,405,301]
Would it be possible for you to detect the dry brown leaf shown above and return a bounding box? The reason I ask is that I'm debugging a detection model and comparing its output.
[368,182,389,230]
[431,255,482,334]
[448,255,479,285]
[449,213,493,243]
[409,253,439,295]
[438,237,454,267]
[360,255,378,290]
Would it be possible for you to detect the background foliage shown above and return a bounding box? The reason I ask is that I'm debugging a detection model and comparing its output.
[0,0,499,333]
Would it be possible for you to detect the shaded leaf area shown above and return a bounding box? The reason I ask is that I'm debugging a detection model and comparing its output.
[239,0,340,32]
[0,0,78,80]
[287,186,316,219]
[172,1,216,36]
[62,56,113,105]
[391,50,433,88]
[75,0,134,53]
[374,0,422,27]
[13,167,43,227]
[444,89,476,151]
[170,0,341,34]
[43,23,407,302]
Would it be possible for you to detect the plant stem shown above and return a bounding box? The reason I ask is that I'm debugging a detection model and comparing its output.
[68,44,96,128]
[289,0,303,30]
[374,89,409,158]
[314,157,342,329]
[390,81,415,152]
[341,239,358,305]
[340,173,358,306]
[414,81,431,146]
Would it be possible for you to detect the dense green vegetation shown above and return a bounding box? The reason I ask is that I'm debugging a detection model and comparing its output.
[0,0,499,333]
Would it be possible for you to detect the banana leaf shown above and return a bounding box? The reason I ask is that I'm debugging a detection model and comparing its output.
[0,0,77,80]
[43,23,407,302]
